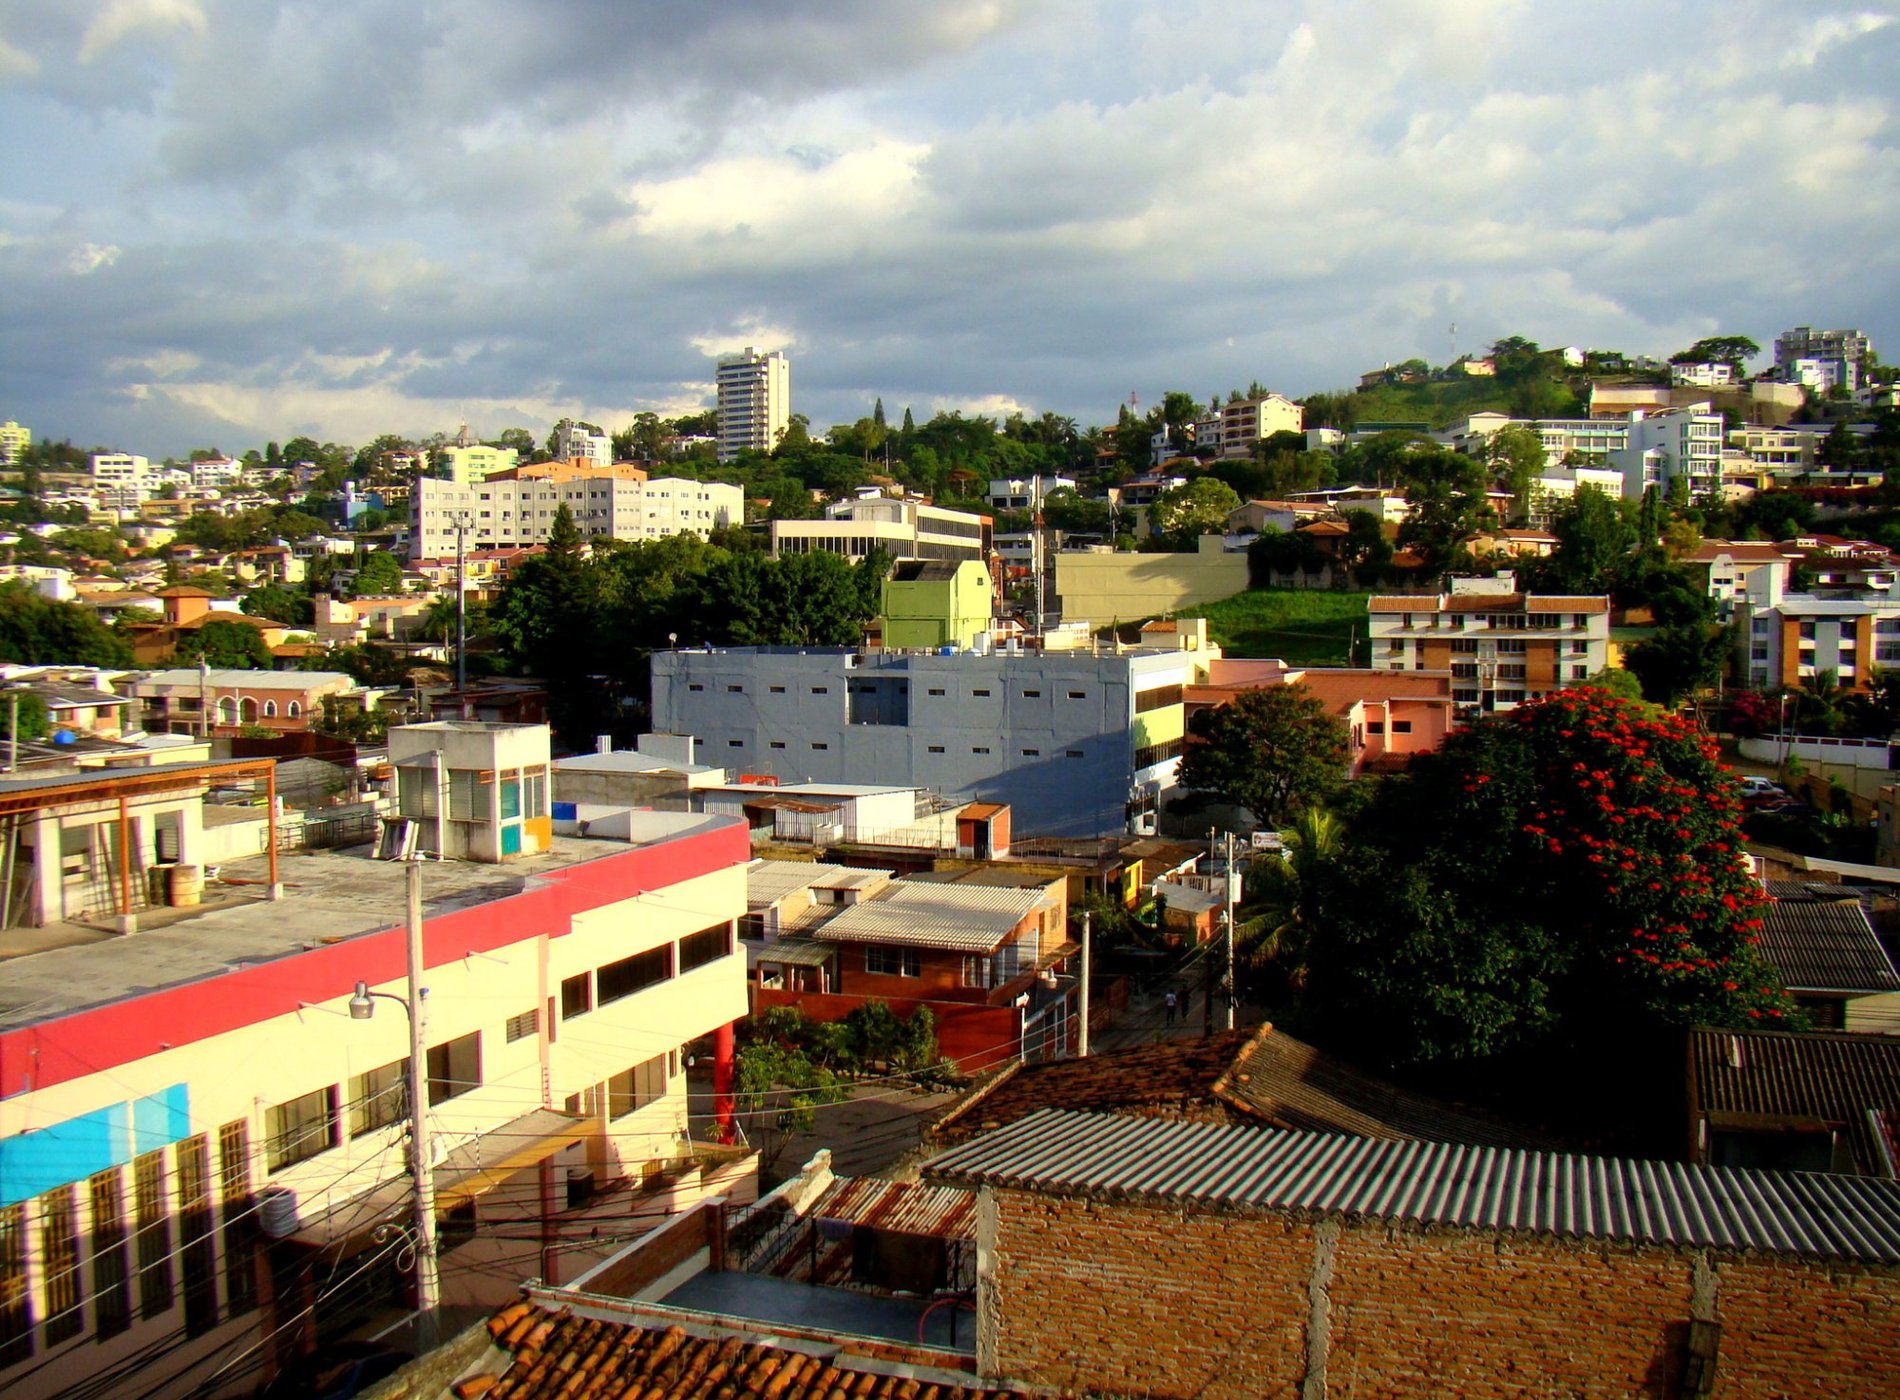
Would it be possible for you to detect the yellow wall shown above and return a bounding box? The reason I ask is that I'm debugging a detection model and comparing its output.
[1055,537,1248,630]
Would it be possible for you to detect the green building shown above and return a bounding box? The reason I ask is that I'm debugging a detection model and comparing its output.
[880,559,993,650]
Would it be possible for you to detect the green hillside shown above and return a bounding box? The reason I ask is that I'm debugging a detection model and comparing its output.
[1175,589,1372,665]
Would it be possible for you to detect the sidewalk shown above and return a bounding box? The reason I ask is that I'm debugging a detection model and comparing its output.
[1090,980,1220,1052]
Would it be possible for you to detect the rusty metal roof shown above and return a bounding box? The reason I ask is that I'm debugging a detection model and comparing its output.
[1691,1027,1900,1176]
[924,1108,1900,1263]
[810,1176,978,1240]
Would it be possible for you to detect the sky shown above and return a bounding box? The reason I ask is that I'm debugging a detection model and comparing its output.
[2,0,1898,458]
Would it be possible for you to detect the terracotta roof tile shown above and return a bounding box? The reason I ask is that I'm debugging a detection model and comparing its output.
[466,1306,1019,1400]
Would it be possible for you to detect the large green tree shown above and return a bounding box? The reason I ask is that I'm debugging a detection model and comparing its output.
[173,620,273,670]
[1304,689,1797,1069]
[0,581,134,667]
[1150,477,1242,548]
[1177,684,1347,823]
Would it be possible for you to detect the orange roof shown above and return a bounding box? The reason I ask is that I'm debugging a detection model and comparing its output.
[1690,541,1792,564]
[152,584,217,598]
[1524,597,1610,613]
[1293,670,1454,715]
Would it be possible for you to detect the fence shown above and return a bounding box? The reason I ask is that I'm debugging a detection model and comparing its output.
[1738,734,1896,772]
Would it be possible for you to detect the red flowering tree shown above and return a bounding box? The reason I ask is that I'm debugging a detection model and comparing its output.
[1304,688,1797,1068]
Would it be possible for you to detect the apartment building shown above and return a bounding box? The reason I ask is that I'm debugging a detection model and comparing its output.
[90,453,153,488]
[768,494,988,563]
[440,443,519,485]
[986,476,1076,510]
[410,472,739,557]
[1739,593,1900,692]
[550,422,611,467]
[649,643,1215,837]
[1368,577,1611,713]
[1683,540,1792,620]
[0,738,757,1400]
[1616,405,1725,499]
[715,347,790,463]
[0,420,28,465]
[1209,393,1303,458]
[1775,326,1875,371]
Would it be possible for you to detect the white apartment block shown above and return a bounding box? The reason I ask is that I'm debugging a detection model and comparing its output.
[552,423,612,467]
[716,347,790,463]
[768,494,988,562]
[1614,406,1724,500]
[411,475,740,557]
[187,456,248,489]
[987,476,1077,510]
[89,453,152,487]
[1778,357,1861,396]
[1213,394,1303,458]
[1670,362,1736,389]
[442,443,520,484]
[1730,426,1817,474]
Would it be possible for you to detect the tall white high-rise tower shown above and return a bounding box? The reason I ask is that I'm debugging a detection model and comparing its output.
[715,347,790,463]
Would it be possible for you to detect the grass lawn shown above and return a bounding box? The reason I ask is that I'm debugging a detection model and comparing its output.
[1175,589,1373,665]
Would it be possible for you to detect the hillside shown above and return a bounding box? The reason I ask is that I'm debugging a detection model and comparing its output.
[1174,589,1371,665]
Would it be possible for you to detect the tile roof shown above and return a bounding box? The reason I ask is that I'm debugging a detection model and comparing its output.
[929,1026,1550,1150]
[463,1306,1018,1400]
[1690,1028,1900,1176]
[923,1108,1900,1263]
[1757,896,1900,994]
[816,882,1049,953]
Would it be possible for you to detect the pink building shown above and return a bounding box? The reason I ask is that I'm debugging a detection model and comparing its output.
[1185,660,1456,776]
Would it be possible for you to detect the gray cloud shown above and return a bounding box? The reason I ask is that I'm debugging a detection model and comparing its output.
[0,0,1897,455]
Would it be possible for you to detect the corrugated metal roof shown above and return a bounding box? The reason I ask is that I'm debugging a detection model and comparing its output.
[815,883,1049,953]
[746,860,857,908]
[923,1108,1900,1263]
[756,939,835,967]
[810,1176,978,1239]
[1691,1027,1900,1176]
[1758,898,1900,994]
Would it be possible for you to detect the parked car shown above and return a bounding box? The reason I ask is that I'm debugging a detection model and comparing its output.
[1738,776,1786,806]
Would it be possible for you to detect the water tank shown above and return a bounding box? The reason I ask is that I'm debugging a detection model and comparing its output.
[258,1186,300,1239]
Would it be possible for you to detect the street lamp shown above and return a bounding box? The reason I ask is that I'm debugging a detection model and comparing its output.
[348,860,439,1349]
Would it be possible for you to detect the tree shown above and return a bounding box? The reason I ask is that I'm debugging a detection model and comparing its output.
[0,690,49,741]
[1670,336,1759,372]
[1482,426,1546,523]
[0,581,134,667]
[1150,477,1241,548]
[1232,807,1340,998]
[1396,449,1493,571]
[173,619,273,670]
[1304,689,1799,1070]
[350,551,405,598]
[1538,486,1633,593]
[1177,684,1348,823]
[242,584,315,626]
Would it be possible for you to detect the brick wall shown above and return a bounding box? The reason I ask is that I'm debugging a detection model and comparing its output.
[982,1189,1900,1398]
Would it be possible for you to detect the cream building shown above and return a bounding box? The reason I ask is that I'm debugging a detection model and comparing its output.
[715,347,790,463]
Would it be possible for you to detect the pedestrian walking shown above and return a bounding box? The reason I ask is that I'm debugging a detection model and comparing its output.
[1163,990,1177,1027]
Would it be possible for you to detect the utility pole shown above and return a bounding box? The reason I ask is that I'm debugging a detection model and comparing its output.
[1076,911,1091,1058]
[453,513,469,696]
[404,858,440,1349]
[198,655,211,741]
[7,693,17,772]
[1222,830,1237,1032]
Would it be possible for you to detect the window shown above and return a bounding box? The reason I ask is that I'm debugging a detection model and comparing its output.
[1135,684,1184,712]
[0,1205,28,1366]
[726,684,744,693]
[448,768,480,821]
[927,744,945,753]
[1066,749,1084,758]
[1367,721,1385,735]
[769,740,786,749]
[770,685,786,693]
[1067,690,1087,699]
[1572,640,1588,655]
[134,1151,174,1318]
[561,973,592,1019]
[608,1054,674,1118]
[728,739,744,748]
[1134,739,1184,769]
[1752,617,1770,633]
[811,741,829,750]
[1572,665,1590,680]
[1022,689,1042,698]
[597,946,673,1004]
[866,947,922,977]
[86,1170,133,1343]
[218,1121,256,1315]
[972,688,991,697]
[287,701,301,718]
[1800,621,1817,639]
[1497,638,1528,654]
[680,924,732,972]
[688,683,704,691]
[506,1008,540,1043]
[1453,688,1479,703]
[1023,748,1040,757]
[263,700,277,718]
[1498,664,1527,681]
[960,955,993,989]
[1391,720,1413,735]
[1451,639,1478,654]
[177,1136,217,1337]
[351,1059,407,1137]
[267,1088,338,1173]
[811,685,829,694]
[427,1032,481,1104]
[928,687,946,696]
[40,1184,81,1345]
[1387,640,1405,655]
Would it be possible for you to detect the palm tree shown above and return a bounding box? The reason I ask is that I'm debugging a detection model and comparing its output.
[1231,808,1341,998]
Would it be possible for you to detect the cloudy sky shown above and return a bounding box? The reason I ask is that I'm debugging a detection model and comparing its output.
[3,0,1898,457]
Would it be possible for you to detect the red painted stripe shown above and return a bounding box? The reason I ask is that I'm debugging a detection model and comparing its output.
[0,820,750,1098]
